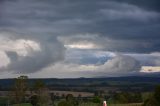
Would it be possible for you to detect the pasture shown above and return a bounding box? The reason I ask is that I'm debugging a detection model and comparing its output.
[12,103,142,106]
[79,103,142,106]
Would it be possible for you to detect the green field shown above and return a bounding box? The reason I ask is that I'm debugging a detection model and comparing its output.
[109,103,142,106]
[12,103,142,106]
[79,103,142,106]
[79,102,99,106]
[13,103,32,106]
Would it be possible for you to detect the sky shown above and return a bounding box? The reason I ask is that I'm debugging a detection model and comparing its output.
[0,0,160,78]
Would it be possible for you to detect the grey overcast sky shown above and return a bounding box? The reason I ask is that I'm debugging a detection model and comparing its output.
[0,0,160,78]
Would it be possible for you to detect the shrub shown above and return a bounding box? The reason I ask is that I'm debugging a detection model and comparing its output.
[92,96,101,103]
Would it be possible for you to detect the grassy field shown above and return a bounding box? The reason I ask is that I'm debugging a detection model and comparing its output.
[79,102,100,106]
[13,103,32,106]
[79,103,142,106]
[109,103,142,106]
[12,103,142,106]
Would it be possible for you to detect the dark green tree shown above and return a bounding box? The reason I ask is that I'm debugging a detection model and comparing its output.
[143,85,160,106]
[154,85,160,105]
[143,95,159,106]
[30,95,39,106]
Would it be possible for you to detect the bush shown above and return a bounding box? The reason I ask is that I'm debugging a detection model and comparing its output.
[143,85,160,106]
[0,97,8,106]
[92,96,101,103]
[143,97,159,106]
[112,92,142,104]
[58,101,71,106]
[30,95,39,106]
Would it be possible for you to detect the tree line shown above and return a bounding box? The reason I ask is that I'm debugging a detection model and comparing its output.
[6,76,160,106]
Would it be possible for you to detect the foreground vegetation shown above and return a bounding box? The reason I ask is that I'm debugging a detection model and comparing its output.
[12,103,142,106]
[79,103,142,106]
[0,76,159,106]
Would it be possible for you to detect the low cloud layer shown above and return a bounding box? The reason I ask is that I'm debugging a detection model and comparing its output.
[51,55,142,78]
[100,55,141,73]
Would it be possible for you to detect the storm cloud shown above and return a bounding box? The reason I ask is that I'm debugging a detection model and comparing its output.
[0,32,65,73]
[0,0,160,53]
[0,0,160,77]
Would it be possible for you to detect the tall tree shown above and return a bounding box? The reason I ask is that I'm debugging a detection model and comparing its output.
[13,76,28,105]
[33,80,51,106]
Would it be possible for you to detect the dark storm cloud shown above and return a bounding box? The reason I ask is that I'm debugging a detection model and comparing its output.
[0,0,160,75]
[0,0,159,54]
[127,53,160,66]
[111,0,160,12]
[1,0,160,39]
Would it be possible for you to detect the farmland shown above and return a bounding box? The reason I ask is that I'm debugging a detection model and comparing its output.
[2,102,143,106]
[0,76,159,106]
[79,103,142,106]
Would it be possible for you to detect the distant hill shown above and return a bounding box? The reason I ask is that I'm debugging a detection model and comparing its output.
[0,75,160,91]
